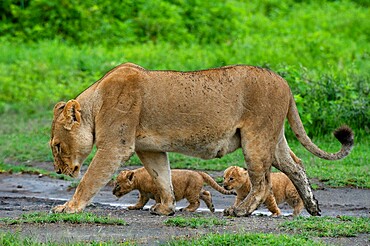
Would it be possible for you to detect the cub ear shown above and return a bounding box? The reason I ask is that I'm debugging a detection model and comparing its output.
[127,171,135,182]
[53,101,66,117]
[242,168,249,176]
[63,100,81,130]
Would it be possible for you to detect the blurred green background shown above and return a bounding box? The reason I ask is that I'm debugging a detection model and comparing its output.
[0,0,369,187]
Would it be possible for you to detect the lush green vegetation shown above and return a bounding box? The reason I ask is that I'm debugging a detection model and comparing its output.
[0,211,126,225]
[1,0,369,135]
[164,215,227,228]
[281,216,370,237]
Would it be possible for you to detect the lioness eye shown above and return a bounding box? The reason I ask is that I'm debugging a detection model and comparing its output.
[229,177,234,181]
[54,143,61,153]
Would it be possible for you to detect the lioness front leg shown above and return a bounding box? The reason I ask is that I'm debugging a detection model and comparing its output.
[136,151,176,216]
[223,195,245,216]
[52,149,130,213]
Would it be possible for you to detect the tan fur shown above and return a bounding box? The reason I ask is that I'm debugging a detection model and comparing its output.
[223,166,304,216]
[113,167,235,212]
[50,63,353,216]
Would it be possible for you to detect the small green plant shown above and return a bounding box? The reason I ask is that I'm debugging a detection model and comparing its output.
[0,212,126,225]
[165,232,325,246]
[280,216,370,237]
[164,216,227,228]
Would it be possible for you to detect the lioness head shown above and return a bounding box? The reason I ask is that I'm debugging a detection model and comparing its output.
[113,170,135,198]
[50,100,93,178]
[223,166,249,191]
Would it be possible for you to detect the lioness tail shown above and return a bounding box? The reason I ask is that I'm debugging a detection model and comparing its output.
[287,94,354,160]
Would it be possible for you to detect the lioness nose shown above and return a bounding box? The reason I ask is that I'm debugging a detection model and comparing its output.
[112,186,118,194]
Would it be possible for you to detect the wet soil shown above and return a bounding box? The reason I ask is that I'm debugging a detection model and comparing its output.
[0,163,369,245]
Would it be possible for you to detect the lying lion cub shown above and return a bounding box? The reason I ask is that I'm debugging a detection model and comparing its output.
[113,167,235,212]
[223,166,304,216]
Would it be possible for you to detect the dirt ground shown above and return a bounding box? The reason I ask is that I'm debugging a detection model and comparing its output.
[0,163,369,245]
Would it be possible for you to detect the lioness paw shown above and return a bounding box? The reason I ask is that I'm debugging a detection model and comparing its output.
[223,206,250,217]
[232,207,251,217]
[150,204,175,216]
[223,206,235,216]
[51,201,82,214]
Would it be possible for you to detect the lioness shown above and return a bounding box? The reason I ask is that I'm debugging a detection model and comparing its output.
[223,166,304,216]
[50,63,353,216]
[113,167,235,212]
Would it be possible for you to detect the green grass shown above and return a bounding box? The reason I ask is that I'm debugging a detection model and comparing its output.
[164,216,227,228]
[0,232,135,246]
[0,211,126,225]
[280,216,370,237]
[165,232,325,246]
[0,162,72,181]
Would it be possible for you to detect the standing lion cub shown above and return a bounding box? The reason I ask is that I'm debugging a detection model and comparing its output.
[113,167,235,212]
[223,166,304,216]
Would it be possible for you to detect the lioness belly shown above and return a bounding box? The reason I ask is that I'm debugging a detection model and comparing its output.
[135,128,241,159]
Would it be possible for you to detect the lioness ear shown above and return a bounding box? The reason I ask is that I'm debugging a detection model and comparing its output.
[63,100,81,130]
[53,101,66,117]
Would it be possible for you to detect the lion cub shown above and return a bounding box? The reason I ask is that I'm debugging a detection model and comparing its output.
[113,167,235,212]
[223,166,304,216]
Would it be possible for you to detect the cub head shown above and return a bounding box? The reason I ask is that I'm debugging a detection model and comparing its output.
[223,166,249,191]
[113,170,136,198]
[50,100,94,178]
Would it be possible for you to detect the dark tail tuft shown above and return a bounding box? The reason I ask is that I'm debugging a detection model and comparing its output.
[333,125,354,146]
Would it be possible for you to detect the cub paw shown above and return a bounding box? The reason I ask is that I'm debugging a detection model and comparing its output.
[223,206,235,216]
[150,203,175,216]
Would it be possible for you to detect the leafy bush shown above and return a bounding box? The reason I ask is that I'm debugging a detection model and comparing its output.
[1,0,369,46]
[0,0,369,135]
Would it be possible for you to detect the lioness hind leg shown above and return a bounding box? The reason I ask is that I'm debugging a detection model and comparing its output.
[274,136,320,216]
[233,131,275,217]
[200,189,215,213]
[136,151,176,216]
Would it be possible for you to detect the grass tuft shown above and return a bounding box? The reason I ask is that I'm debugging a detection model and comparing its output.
[164,216,227,228]
[280,216,370,237]
[0,212,126,225]
[165,232,325,246]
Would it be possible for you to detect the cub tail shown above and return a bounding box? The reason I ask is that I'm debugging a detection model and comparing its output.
[197,171,236,195]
